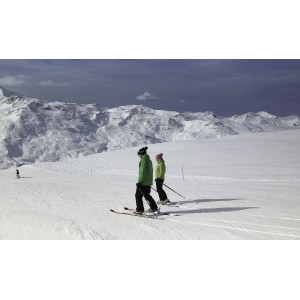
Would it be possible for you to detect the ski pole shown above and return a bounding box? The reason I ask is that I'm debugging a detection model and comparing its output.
[151,186,158,193]
[163,183,186,199]
[139,188,158,218]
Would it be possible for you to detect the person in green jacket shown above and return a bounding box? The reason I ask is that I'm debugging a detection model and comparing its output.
[155,153,170,205]
[134,146,158,215]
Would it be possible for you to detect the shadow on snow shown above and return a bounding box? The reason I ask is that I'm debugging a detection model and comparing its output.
[174,198,245,205]
[164,206,258,215]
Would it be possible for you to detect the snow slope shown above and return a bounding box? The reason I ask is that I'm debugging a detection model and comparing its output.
[1,129,300,240]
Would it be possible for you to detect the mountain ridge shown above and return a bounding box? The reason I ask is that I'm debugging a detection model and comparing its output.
[1,86,300,169]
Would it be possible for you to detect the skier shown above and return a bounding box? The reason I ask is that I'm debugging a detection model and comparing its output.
[155,153,170,205]
[16,169,20,179]
[134,146,159,215]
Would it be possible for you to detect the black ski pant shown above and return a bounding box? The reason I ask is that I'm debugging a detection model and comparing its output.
[135,185,158,212]
[155,179,168,201]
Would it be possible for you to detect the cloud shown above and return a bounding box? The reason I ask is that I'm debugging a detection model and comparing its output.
[39,80,70,86]
[135,91,158,101]
[0,75,26,87]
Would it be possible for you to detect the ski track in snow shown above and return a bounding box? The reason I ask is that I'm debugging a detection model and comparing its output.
[166,218,300,239]
[1,208,116,240]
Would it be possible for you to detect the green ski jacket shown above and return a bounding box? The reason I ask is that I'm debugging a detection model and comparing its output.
[155,159,166,180]
[138,154,153,186]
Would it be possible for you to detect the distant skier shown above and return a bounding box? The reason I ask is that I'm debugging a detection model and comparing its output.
[134,146,159,215]
[16,169,20,179]
[155,153,170,205]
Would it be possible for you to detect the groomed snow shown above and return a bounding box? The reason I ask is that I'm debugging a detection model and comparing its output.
[1,129,300,239]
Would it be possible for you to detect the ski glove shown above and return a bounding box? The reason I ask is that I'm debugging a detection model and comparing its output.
[136,182,142,188]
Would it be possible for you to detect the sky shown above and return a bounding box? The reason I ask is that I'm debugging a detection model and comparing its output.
[0,59,300,117]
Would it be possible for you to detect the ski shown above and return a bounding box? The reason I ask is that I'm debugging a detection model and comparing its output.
[157,201,181,207]
[110,207,180,219]
[110,209,160,219]
[163,202,181,207]
[123,207,180,217]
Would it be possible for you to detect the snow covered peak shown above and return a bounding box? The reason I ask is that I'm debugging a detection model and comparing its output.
[0,86,10,98]
[0,86,23,98]
[0,92,299,169]
[203,111,217,118]
[0,86,9,97]
[256,111,276,118]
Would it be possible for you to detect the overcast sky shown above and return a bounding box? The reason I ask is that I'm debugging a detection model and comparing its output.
[0,59,299,116]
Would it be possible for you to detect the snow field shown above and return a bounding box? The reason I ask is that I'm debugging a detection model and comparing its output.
[1,129,300,240]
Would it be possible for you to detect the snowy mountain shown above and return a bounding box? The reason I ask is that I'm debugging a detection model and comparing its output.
[1,86,300,169]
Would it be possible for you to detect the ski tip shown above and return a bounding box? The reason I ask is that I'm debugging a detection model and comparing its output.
[124,207,129,210]
[110,209,115,212]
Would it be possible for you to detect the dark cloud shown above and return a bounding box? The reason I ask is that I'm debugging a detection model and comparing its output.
[0,59,299,116]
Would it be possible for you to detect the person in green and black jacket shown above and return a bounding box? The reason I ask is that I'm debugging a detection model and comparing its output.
[134,146,158,215]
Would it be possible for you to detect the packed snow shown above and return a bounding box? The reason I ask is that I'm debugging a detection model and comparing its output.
[1,129,299,240]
